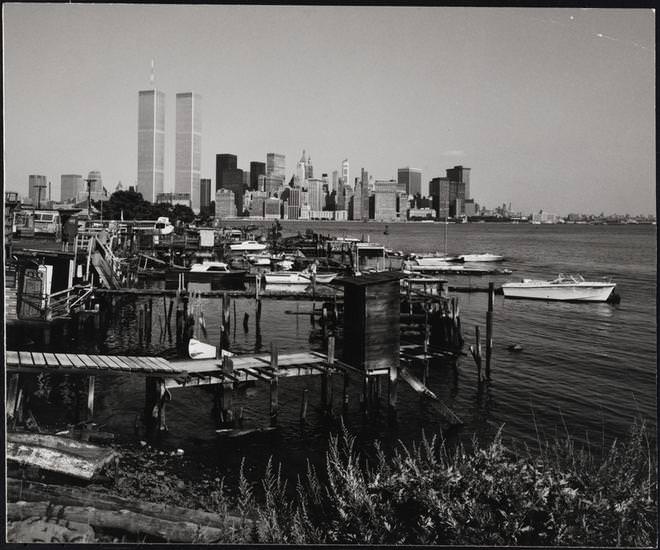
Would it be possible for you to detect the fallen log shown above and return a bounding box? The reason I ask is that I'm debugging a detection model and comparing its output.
[7,433,119,481]
[7,478,253,533]
[8,501,228,543]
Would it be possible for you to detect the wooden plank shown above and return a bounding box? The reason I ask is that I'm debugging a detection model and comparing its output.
[42,353,59,367]
[77,354,99,369]
[124,356,156,373]
[144,356,177,373]
[19,352,34,367]
[94,355,123,371]
[31,352,47,367]
[117,356,150,372]
[6,350,20,366]
[65,354,86,368]
[103,355,132,371]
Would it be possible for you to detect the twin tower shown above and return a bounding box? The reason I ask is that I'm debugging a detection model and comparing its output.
[137,90,202,212]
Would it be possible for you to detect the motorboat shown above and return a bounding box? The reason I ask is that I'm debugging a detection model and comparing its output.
[264,270,338,287]
[459,253,505,262]
[229,240,267,252]
[184,261,246,287]
[410,254,463,264]
[502,274,616,302]
[247,253,272,266]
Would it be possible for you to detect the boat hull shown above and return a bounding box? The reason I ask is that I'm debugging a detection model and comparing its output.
[502,283,616,302]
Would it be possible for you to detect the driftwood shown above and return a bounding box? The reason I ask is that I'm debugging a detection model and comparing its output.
[7,478,255,537]
[8,501,228,543]
[399,367,463,426]
[7,433,119,481]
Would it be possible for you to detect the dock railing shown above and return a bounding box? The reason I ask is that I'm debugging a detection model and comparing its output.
[47,284,94,320]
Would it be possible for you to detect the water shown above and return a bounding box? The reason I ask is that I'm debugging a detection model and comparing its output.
[37,223,658,482]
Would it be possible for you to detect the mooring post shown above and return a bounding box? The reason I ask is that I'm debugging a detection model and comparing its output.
[486,282,494,378]
[243,312,249,332]
[470,325,483,383]
[146,298,153,344]
[86,375,95,419]
[269,341,279,426]
[218,355,234,426]
[300,388,309,422]
[322,336,334,411]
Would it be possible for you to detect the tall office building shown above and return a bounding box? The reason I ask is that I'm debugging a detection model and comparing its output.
[61,174,83,203]
[266,153,286,179]
[137,89,165,202]
[250,161,265,190]
[200,178,212,211]
[397,167,422,197]
[341,159,350,190]
[446,165,470,200]
[296,153,306,187]
[28,175,47,205]
[360,168,370,221]
[372,180,398,222]
[306,178,325,211]
[175,93,202,212]
[305,152,313,179]
[215,154,238,190]
[215,189,236,218]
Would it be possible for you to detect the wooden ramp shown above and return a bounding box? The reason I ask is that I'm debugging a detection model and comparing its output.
[5,351,181,375]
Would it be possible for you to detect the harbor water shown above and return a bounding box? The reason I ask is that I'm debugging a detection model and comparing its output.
[36,223,657,484]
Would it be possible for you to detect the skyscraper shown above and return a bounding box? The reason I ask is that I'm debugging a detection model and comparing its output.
[137,89,165,202]
[372,180,398,222]
[266,153,286,179]
[305,152,313,179]
[250,162,265,190]
[175,92,202,212]
[215,154,237,190]
[397,167,422,197]
[341,159,350,190]
[360,168,370,221]
[61,174,83,203]
[446,165,470,200]
[200,178,212,212]
[28,175,47,205]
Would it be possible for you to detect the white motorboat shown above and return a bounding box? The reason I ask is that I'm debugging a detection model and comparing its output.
[459,253,504,262]
[247,253,272,266]
[502,274,616,302]
[188,338,233,360]
[229,240,267,252]
[264,270,338,286]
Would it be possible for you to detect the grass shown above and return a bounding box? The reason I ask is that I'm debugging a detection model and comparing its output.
[206,418,656,545]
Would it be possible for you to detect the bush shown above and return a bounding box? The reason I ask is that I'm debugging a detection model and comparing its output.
[209,419,656,545]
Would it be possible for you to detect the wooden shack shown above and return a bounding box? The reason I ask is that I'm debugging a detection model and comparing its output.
[338,271,406,374]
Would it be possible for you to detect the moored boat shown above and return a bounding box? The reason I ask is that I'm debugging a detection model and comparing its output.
[502,274,616,302]
[264,270,338,286]
[229,240,267,252]
[459,253,505,262]
[180,261,246,288]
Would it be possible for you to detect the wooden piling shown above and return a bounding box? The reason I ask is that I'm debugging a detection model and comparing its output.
[322,336,334,411]
[486,282,494,378]
[342,371,349,409]
[243,312,249,332]
[269,342,279,426]
[138,307,144,346]
[300,388,309,422]
[146,298,153,344]
[218,356,234,426]
[86,375,96,419]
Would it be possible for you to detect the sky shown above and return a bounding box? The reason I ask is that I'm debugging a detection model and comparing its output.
[3,4,655,215]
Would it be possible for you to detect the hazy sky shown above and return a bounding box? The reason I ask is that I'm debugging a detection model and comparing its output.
[3,4,655,215]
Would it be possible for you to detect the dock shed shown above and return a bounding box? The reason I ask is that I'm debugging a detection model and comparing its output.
[336,270,407,375]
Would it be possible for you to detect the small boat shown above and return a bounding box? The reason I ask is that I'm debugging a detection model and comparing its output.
[247,253,273,266]
[229,240,267,252]
[459,253,505,262]
[502,274,616,302]
[188,338,233,360]
[264,270,337,287]
[185,261,246,287]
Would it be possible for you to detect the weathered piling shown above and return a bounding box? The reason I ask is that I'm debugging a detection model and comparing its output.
[146,298,153,344]
[486,282,494,378]
[321,336,335,412]
[269,341,279,426]
[218,355,234,426]
[300,388,308,422]
[243,312,249,332]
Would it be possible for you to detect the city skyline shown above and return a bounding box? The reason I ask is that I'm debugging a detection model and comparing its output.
[4,5,655,215]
